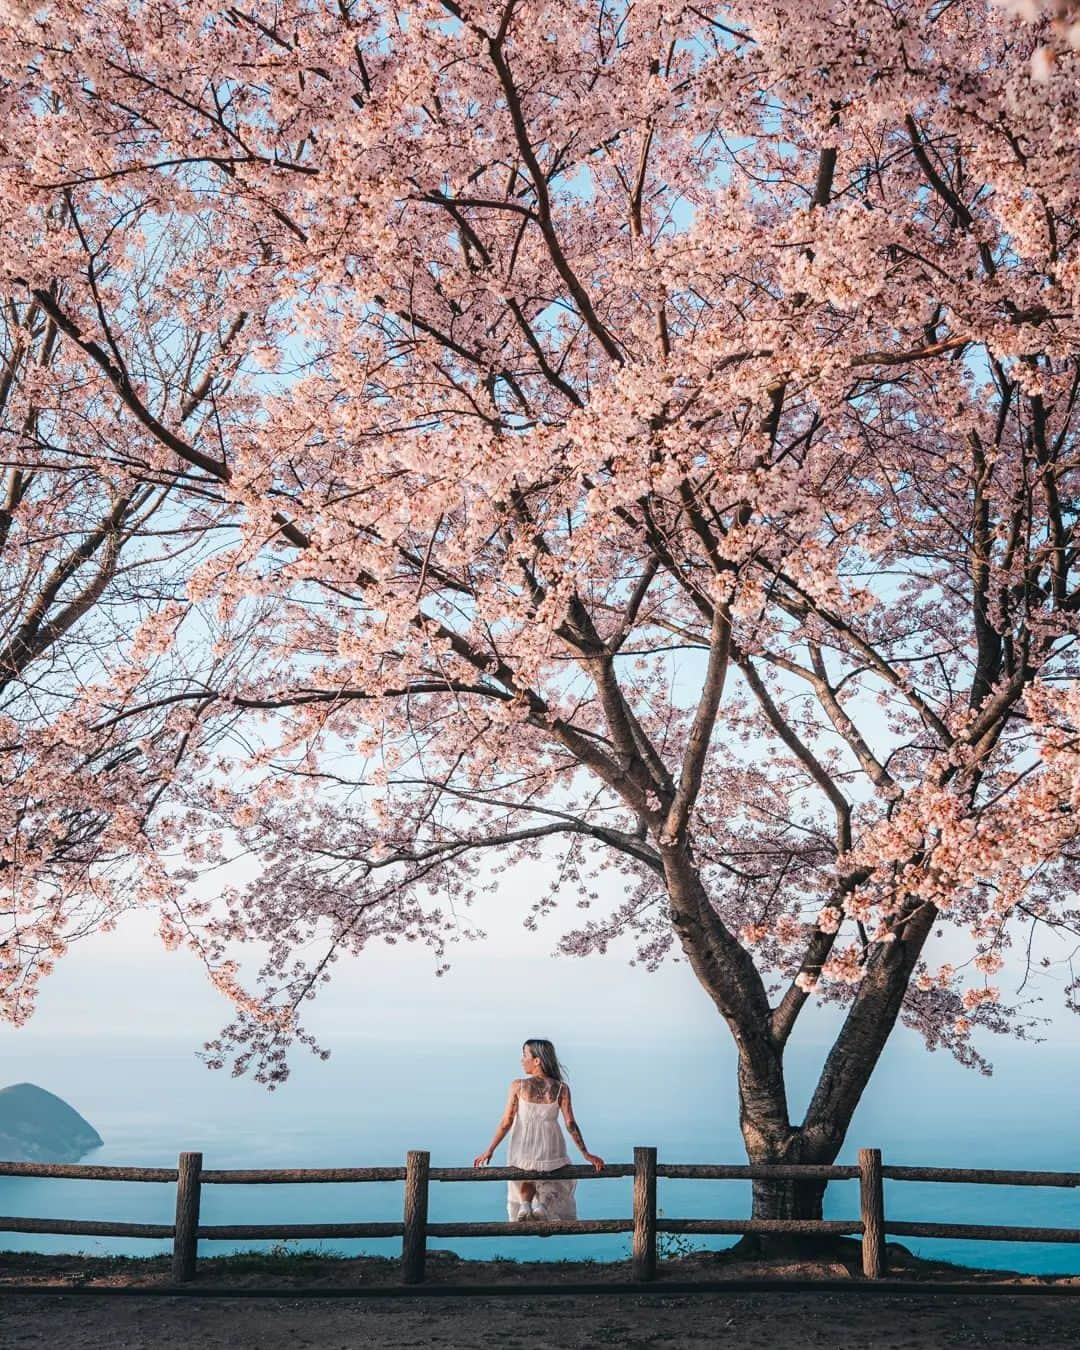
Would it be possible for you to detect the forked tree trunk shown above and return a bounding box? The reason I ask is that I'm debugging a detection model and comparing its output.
[737,1054,839,1250]
[731,1068,851,1257]
[736,903,939,1246]
[663,847,936,1249]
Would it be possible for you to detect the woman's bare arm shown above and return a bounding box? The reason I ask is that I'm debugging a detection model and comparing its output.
[472,1081,520,1167]
[560,1084,604,1171]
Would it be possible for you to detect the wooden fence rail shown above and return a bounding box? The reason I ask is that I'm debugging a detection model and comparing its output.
[1,1146,1078,1285]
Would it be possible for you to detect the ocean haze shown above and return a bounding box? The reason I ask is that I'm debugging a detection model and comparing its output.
[2,1021,1079,1273]
[2,909,1079,1272]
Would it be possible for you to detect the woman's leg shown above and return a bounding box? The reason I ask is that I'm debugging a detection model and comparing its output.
[507,1180,534,1219]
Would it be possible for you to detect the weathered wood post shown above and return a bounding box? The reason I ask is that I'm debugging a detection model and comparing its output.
[402,1149,430,1284]
[859,1147,886,1279]
[632,1146,658,1282]
[172,1151,203,1283]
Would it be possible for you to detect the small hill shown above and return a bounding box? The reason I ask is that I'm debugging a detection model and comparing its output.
[0,1083,103,1163]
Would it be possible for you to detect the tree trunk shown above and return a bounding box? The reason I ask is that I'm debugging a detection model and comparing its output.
[734,1078,846,1257]
[749,1150,829,1222]
[660,847,934,1255]
[735,902,939,1253]
[736,1049,837,1256]
[735,1042,816,1217]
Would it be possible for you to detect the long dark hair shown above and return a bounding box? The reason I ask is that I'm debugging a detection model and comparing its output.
[523,1038,566,1082]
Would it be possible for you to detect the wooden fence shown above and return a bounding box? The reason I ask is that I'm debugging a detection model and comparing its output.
[2,1148,1080,1285]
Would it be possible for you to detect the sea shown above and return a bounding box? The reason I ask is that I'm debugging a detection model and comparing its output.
[2,1027,1079,1274]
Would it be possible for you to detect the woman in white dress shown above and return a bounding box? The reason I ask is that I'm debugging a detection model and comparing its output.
[472,1038,605,1220]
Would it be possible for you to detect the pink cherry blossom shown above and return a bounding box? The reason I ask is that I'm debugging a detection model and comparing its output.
[2,0,1080,1215]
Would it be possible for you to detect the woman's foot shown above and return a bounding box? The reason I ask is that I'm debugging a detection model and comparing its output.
[530,1202,547,1219]
[512,1202,532,1221]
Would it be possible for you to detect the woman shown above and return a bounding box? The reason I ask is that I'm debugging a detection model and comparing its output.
[472,1038,605,1221]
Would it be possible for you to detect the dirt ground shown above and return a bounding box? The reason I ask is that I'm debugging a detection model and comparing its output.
[4,1288,1080,1349]
[2,1250,1080,1348]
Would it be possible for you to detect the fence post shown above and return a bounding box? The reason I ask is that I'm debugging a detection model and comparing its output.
[858,1147,886,1279]
[632,1146,657,1282]
[172,1151,203,1283]
[402,1149,430,1285]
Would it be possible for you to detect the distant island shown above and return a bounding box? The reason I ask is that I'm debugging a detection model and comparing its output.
[0,1083,103,1163]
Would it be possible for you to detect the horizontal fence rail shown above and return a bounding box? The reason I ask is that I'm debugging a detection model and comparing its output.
[881,1167,1080,1188]
[656,1164,859,1181]
[0,1164,180,1182]
[1,1147,1078,1285]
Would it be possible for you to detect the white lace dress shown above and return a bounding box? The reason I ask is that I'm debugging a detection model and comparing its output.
[505,1079,577,1220]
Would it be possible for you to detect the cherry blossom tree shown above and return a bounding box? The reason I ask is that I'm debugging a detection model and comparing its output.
[0,221,255,1021]
[3,0,1080,1220]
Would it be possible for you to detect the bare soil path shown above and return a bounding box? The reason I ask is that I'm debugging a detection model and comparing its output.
[2,1249,1079,1348]
[4,1288,1080,1349]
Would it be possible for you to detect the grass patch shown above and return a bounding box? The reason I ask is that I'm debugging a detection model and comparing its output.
[195,1243,350,1274]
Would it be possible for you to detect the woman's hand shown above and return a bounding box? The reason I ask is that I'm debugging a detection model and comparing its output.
[472,1149,493,1168]
[584,1152,605,1172]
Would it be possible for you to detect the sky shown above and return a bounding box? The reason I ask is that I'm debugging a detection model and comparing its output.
[5,759,1080,1159]
[4,880,722,1054]
[7,847,1080,1071]
[6,857,1080,1277]
[5,846,1080,1232]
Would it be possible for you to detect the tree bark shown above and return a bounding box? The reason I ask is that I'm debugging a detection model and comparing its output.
[662,850,829,1228]
[741,900,938,1240]
[661,846,939,1245]
[737,1060,834,1242]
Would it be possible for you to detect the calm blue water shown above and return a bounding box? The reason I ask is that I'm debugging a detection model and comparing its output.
[2,1029,1079,1272]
